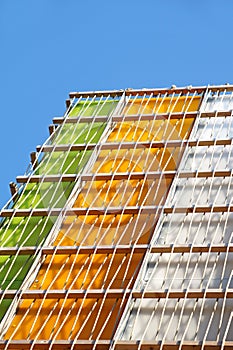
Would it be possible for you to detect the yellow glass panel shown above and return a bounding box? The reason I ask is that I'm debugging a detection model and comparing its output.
[124,96,201,115]
[107,118,195,143]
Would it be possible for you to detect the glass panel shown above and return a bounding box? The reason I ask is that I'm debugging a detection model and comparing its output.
[124,96,201,115]
[4,109,195,340]
[201,94,233,112]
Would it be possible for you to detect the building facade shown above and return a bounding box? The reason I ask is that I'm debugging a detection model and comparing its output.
[0,85,232,349]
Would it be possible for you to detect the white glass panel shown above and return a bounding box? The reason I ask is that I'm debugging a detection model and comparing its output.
[201,95,233,112]
[182,145,233,171]
[156,212,233,245]
[194,116,233,139]
[169,177,233,207]
[114,111,233,344]
[118,298,233,342]
[137,252,233,290]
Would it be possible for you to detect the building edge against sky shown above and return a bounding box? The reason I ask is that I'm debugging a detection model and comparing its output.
[0,85,232,349]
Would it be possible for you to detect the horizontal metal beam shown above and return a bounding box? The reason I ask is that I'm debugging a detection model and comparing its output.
[16,171,176,184]
[16,174,80,183]
[36,138,233,153]
[0,340,232,350]
[36,140,184,152]
[16,170,233,184]
[0,244,232,256]
[53,112,198,125]
[125,85,233,95]
[201,110,233,118]
[69,89,124,98]
[2,204,233,218]
[115,341,233,350]
[1,288,233,300]
[68,84,233,99]
[68,85,207,99]
[0,206,158,217]
[53,110,233,125]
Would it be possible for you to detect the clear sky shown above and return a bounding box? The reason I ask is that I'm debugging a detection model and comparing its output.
[1,0,233,207]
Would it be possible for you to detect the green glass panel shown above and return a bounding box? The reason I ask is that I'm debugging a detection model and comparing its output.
[0,300,13,322]
[15,182,74,209]
[0,216,54,247]
[69,100,118,117]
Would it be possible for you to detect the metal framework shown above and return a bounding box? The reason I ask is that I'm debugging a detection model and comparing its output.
[0,85,233,349]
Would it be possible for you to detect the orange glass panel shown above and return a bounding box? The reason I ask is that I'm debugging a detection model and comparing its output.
[107,118,195,143]
[6,298,126,341]
[124,96,201,115]
[57,212,160,246]
[31,253,144,290]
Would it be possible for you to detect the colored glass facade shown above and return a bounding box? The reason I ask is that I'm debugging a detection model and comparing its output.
[0,86,233,349]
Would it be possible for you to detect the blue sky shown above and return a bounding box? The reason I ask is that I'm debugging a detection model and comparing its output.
[1,0,233,207]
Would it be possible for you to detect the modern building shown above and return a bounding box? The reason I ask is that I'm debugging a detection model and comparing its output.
[0,85,233,349]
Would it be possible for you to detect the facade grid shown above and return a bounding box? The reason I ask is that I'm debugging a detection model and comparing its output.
[0,85,232,349]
